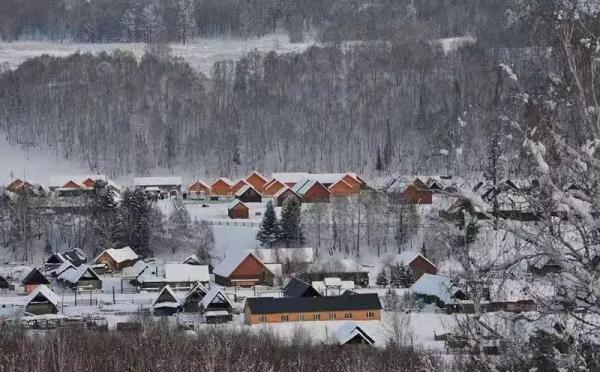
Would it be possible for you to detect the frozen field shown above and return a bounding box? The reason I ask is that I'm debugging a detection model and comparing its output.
[0,35,317,75]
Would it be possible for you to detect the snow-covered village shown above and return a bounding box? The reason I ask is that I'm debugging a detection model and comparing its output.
[1,1,600,372]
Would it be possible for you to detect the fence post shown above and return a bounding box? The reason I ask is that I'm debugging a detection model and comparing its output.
[74,289,77,306]
[113,286,116,304]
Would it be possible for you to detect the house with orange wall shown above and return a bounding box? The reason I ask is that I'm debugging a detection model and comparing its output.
[211,177,233,196]
[213,252,275,287]
[244,171,269,193]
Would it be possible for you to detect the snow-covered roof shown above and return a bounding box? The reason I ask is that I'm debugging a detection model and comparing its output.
[97,246,138,264]
[308,258,368,273]
[312,280,355,294]
[213,251,269,278]
[48,175,106,188]
[234,184,253,197]
[199,287,232,309]
[308,173,348,184]
[270,172,310,184]
[188,179,211,189]
[394,251,436,268]
[213,177,233,186]
[134,177,182,187]
[324,277,342,287]
[53,261,74,277]
[254,247,314,264]
[152,285,181,308]
[165,264,209,283]
[57,265,99,284]
[185,282,208,300]
[26,284,59,306]
[183,254,201,265]
[122,260,148,277]
[410,274,461,304]
[227,199,248,210]
[273,186,297,198]
[335,322,375,345]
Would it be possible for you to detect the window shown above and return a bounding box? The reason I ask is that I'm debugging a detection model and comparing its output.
[281,315,289,322]
[299,314,305,321]
[313,313,321,320]
[329,313,336,320]
[366,311,375,319]
[344,313,352,319]
[258,315,267,323]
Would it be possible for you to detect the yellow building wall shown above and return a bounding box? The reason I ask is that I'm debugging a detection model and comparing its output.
[245,309,381,325]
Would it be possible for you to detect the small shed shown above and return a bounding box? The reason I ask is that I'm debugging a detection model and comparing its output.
[335,322,375,346]
[188,180,211,198]
[25,285,59,315]
[228,200,249,219]
[274,187,301,207]
[199,287,233,323]
[182,282,208,313]
[152,285,181,316]
[235,185,262,203]
[94,246,139,272]
[230,179,251,195]
[22,268,51,294]
[394,251,438,279]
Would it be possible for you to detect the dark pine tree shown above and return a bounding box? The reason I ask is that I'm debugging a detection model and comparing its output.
[278,199,304,248]
[256,201,279,247]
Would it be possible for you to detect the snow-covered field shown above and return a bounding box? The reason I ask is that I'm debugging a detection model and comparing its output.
[0,34,317,75]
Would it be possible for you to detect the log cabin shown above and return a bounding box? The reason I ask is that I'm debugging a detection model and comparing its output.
[244,293,382,325]
[94,247,139,272]
[234,184,262,203]
[228,200,249,219]
[213,252,275,287]
[398,178,433,205]
[211,177,233,196]
[244,171,269,193]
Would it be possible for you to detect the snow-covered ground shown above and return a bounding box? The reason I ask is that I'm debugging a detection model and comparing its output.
[0,34,317,75]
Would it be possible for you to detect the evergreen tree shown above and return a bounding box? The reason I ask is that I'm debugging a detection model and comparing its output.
[399,264,415,288]
[116,187,155,256]
[389,263,403,287]
[375,148,384,171]
[278,199,304,247]
[257,201,279,247]
[376,268,388,287]
[232,145,241,166]
[91,180,119,248]
[384,287,400,310]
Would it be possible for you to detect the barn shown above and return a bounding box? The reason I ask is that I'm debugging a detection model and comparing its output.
[235,185,262,203]
[292,179,331,203]
[188,180,211,198]
[244,171,269,193]
[329,179,357,196]
[25,285,59,315]
[274,187,301,207]
[211,177,233,196]
[228,200,249,219]
[213,252,275,287]
[395,251,438,279]
[244,293,382,325]
[230,179,251,195]
[263,179,287,196]
[94,247,139,272]
[22,268,51,294]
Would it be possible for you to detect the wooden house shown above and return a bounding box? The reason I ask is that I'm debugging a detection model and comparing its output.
[6,178,24,191]
[274,187,301,207]
[329,179,357,196]
[398,178,433,205]
[63,248,88,266]
[94,247,139,272]
[235,185,262,203]
[152,285,181,316]
[244,293,382,325]
[395,251,438,279]
[211,177,233,196]
[57,265,102,290]
[335,322,375,346]
[199,287,233,323]
[45,253,67,271]
[230,179,251,195]
[283,277,321,298]
[135,263,210,290]
[263,179,287,196]
[292,179,331,203]
[22,268,51,294]
[213,252,275,287]
[244,171,269,193]
[228,200,249,219]
[187,180,211,199]
[182,282,208,313]
[48,175,107,192]
[25,285,59,315]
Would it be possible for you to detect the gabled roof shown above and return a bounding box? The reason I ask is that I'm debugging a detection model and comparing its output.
[61,180,81,189]
[53,261,75,277]
[122,260,149,277]
[134,177,182,187]
[185,282,208,301]
[335,322,375,345]
[21,268,50,285]
[307,258,368,274]
[394,251,436,269]
[231,179,250,193]
[234,184,257,197]
[63,248,87,264]
[245,293,381,314]
[213,251,271,278]
[245,171,268,184]
[165,264,209,283]
[410,274,463,304]
[283,277,321,298]
[58,265,100,284]
[48,175,106,189]
[273,186,299,198]
[270,172,310,184]
[227,199,248,211]
[183,254,201,265]
[188,179,211,190]
[46,252,66,265]
[7,179,24,190]
[292,179,331,196]
[212,177,233,186]
[96,247,138,264]
[26,285,59,306]
[152,285,181,308]
[199,287,232,309]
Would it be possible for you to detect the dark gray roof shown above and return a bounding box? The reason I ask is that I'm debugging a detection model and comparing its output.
[22,268,50,285]
[246,293,381,314]
[283,277,321,298]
